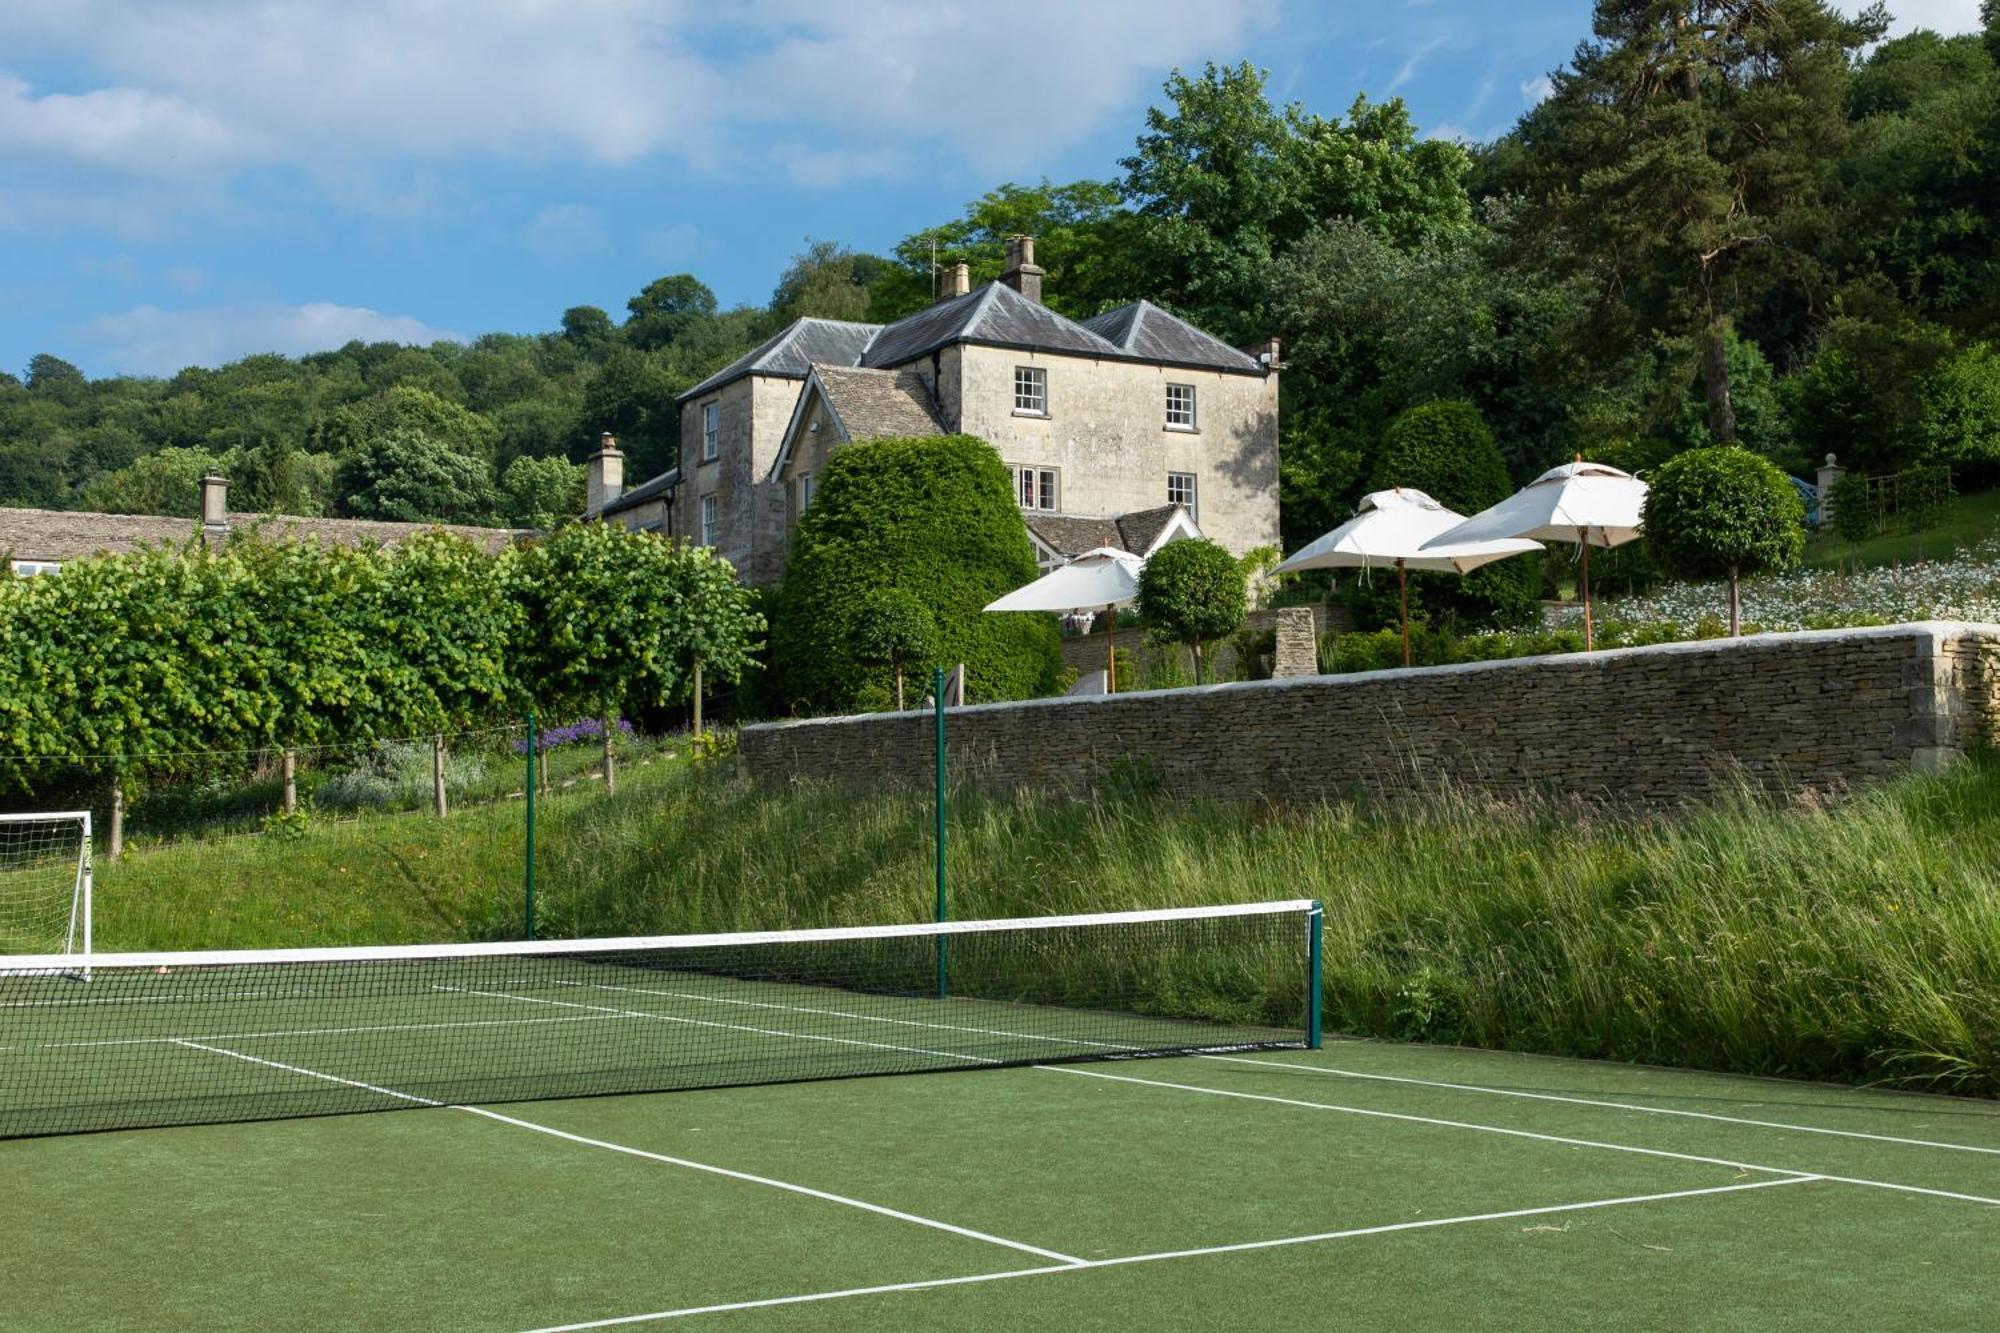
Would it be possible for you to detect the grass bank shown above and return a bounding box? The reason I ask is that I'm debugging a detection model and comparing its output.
[88,748,2000,1096]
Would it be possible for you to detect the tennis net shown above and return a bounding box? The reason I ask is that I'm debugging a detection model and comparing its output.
[0,901,1321,1140]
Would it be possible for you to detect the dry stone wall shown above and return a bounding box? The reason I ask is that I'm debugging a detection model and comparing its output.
[740,622,2000,807]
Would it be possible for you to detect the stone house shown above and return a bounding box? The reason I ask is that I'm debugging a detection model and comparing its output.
[586,236,1281,585]
[0,474,521,575]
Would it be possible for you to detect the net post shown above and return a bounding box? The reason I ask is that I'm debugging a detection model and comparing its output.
[1307,901,1323,1050]
[79,812,93,980]
[933,664,948,1000]
[523,712,537,941]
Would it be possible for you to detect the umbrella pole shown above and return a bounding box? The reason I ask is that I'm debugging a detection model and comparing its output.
[1581,539,1594,653]
[1105,604,1116,694]
[1398,559,1411,669]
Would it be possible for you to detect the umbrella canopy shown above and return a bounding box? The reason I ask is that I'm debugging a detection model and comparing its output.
[1424,461,1647,550]
[985,547,1143,693]
[1422,460,1649,652]
[1276,490,1541,667]
[1276,489,1543,576]
[983,547,1142,613]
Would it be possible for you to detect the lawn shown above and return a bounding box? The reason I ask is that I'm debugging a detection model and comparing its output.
[1805,485,2000,571]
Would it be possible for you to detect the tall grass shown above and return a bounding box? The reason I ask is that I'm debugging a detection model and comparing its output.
[539,756,2000,1095]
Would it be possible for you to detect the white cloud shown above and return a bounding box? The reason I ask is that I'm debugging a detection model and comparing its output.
[525,204,607,256]
[0,0,1271,223]
[1520,74,1555,105]
[1836,0,1985,35]
[79,302,463,375]
[1388,35,1447,93]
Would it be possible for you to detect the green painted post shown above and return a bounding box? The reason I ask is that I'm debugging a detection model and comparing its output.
[1307,901,1323,1050]
[934,665,948,1000]
[524,712,538,941]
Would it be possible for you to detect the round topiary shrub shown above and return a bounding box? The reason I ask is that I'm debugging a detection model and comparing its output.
[1135,538,1246,684]
[768,435,1061,713]
[1354,400,1538,631]
[1641,446,1805,636]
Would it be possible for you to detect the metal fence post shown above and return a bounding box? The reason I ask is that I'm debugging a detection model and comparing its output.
[1307,901,1323,1050]
[934,665,948,1000]
[524,712,538,941]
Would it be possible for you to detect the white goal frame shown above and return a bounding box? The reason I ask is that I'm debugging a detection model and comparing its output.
[0,810,92,966]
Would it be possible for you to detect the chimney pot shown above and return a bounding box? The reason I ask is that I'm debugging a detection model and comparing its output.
[199,472,229,536]
[999,233,1045,304]
[586,432,625,519]
[943,261,971,299]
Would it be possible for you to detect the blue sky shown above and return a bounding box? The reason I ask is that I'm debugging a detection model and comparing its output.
[0,1,1984,379]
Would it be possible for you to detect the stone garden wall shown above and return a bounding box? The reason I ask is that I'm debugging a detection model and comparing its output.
[739,622,2000,807]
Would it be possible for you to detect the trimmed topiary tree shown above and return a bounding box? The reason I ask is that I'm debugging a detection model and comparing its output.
[1136,538,1246,685]
[851,586,939,710]
[1642,447,1805,637]
[1359,400,1538,631]
[768,436,1060,714]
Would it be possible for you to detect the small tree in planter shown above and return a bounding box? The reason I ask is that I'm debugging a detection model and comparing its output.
[1642,447,1805,636]
[1136,539,1246,685]
[851,587,939,710]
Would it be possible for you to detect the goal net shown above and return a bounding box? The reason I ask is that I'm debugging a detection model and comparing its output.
[0,812,91,959]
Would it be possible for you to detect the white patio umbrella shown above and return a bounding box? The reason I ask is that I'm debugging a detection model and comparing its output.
[1276,489,1543,668]
[1423,460,1648,651]
[984,547,1143,693]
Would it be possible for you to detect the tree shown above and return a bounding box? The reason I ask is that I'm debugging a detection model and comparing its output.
[560,306,617,352]
[624,275,719,351]
[1136,538,1246,684]
[873,179,1132,321]
[1533,1,1886,444]
[78,447,223,515]
[769,240,880,324]
[1642,446,1805,635]
[334,429,499,524]
[25,354,85,395]
[769,436,1060,713]
[850,587,940,709]
[509,522,762,783]
[322,384,499,462]
[499,454,584,528]
[1918,342,2000,465]
[1787,314,1955,471]
[1365,400,1540,630]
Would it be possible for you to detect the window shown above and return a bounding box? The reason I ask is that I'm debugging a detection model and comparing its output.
[701,402,720,462]
[1165,383,1197,430]
[1167,472,1198,518]
[797,473,813,511]
[700,494,718,547]
[1013,365,1047,416]
[9,560,59,578]
[1015,466,1058,511]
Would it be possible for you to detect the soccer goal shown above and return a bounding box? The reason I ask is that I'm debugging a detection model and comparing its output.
[0,812,92,961]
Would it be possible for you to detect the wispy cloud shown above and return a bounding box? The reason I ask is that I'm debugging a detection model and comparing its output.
[1832,0,1984,36]
[1389,35,1448,94]
[1521,74,1555,105]
[78,301,462,375]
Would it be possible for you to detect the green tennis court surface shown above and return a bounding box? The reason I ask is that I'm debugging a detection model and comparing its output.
[3,1033,1995,1330]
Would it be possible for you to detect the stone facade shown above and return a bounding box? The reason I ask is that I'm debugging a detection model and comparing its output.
[674,375,804,586]
[1272,607,1317,679]
[740,622,2000,808]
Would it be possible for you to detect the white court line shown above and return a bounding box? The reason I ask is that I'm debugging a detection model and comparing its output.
[441,985,1001,1068]
[172,1037,1083,1267]
[517,1175,1817,1331]
[1202,1053,2000,1158]
[569,981,1140,1052]
[1043,1065,2000,1208]
[7,1012,626,1054]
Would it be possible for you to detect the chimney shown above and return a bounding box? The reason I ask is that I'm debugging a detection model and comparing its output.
[1249,336,1282,373]
[199,473,229,547]
[942,261,971,299]
[1000,234,1044,304]
[586,432,625,518]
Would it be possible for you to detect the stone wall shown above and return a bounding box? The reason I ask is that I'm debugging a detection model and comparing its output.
[740,622,2000,807]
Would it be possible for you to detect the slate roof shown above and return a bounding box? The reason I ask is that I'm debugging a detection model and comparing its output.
[861,282,1125,369]
[1023,504,1199,561]
[598,467,681,520]
[0,507,523,562]
[1079,301,1263,374]
[678,318,883,402]
[812,365,943,440]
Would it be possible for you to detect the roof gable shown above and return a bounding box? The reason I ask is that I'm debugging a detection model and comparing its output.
[678,317,882,402]
[1079,301,1262,374]
[767,364,944,482]
[1023,504,1202,563]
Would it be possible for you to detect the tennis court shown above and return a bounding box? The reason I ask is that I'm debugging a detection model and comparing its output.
[2,908,1997,1329]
